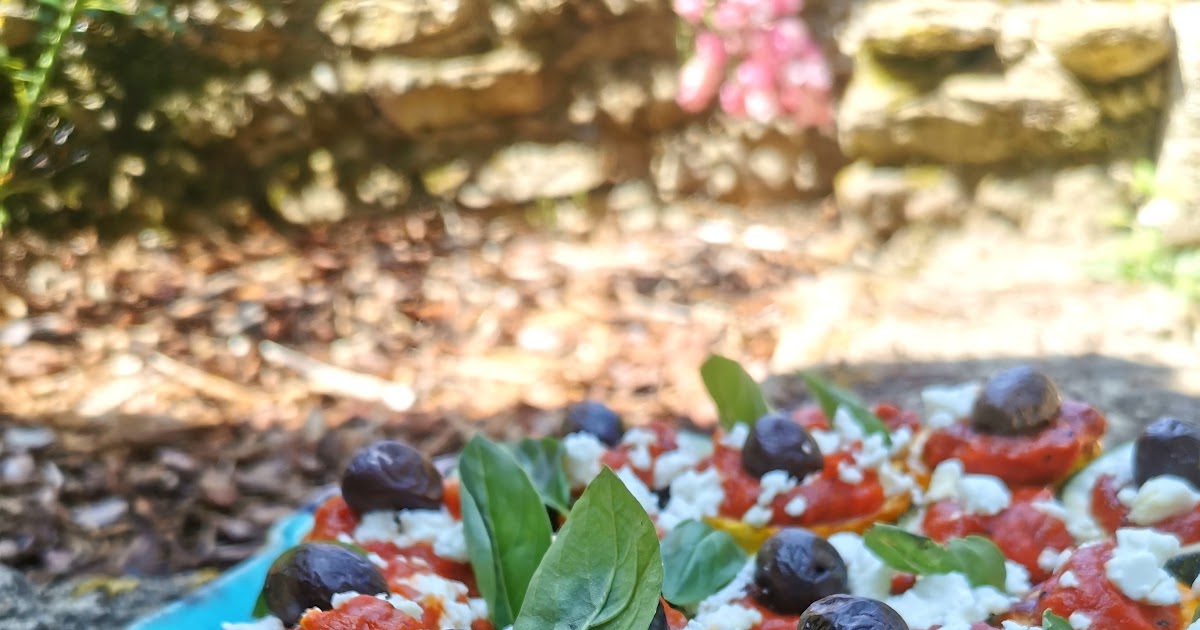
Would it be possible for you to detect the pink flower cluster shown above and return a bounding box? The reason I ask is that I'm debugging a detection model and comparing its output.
[673,0,833,130]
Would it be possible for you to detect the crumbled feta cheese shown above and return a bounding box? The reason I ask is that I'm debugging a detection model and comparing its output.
[695,559,756,615]
[654,449,701,489]
[1105,528,1182,605]
[925,459,1010,516]
[367,552,388,569]
[469,598,488,619]
[562,432,607,487]
[688,604,762,630]
[1188,619,1200,630]
[921,382,981,428]
[659,468,725,531]
[721,423,751,449]
[616,466,660,516]
[222,618,285,630]
[379,593,424,619]
[331,591,362,608]
[1001,622,1038,630]
[741,504,773,527]
[784,495,808,517]
[889,426,914,455]
[1031,499,1070,521]
[833,407,866,445]
[399,573,476,627]
[1038,548,1072,573]
[884,572,1013,630]
[622,428,658,471]
[879,464,920,500]
[810,429,842,455]
[1117,487,1138,507]
[1059,570,1079,588]
[757,471,798,504]
[354,509,467,562]
[336,532,355,544]
[838,461,865,484]
[1005,560,1032,595]
[1069,612,1093,630]
[855,434,891,469]
[828,532,895,600]
[1125,476,1200,525]
[354,511,401,542]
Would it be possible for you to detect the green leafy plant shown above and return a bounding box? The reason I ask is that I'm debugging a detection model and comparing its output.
[700,354,771,430]
[513,467,664,630]
[801,370,891,445]
[863,523,1007,590]
[458,435,555,628]
[506,437,572,515]
[1041,611,1071,630]
[660,519,746,608]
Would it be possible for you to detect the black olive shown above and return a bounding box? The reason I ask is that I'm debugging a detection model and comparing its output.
[565,400,624,447]
[752,527,848,615]
[263,542,389,627]
[797,594,909,630]
[341,440,444,515]
[648,600,668,630]
[742,412,824,480]
[969,365,1061,435]
[1135,417,1200,488]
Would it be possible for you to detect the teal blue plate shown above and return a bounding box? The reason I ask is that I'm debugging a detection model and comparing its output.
[125,486,334,630]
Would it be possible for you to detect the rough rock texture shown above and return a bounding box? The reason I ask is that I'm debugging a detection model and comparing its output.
[1036,3,1172,84]
[1154,2,1200,245]
[858,0,1002,58]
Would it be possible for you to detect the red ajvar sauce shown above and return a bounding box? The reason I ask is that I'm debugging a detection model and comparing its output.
[1092,475,1200,544]
[711,442,885,526]
[308,496,360,542]
[600,422,679,488]
[298,594,426,630]
[1013,542,1182,630]
[923,487,1074,583]
[732,594,801,630]
[921,400,1107,487]
[663,600,690,630]
[359,540,478,596]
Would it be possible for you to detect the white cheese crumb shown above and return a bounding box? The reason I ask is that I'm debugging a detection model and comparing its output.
[367,552,387,569]
[721,423,750,449]
[810,429,842,455]
[1001,621,1038,630]
[828,532,895,600]
[616,466,660,516]
[331,591,362,608]
[221,618,286,630]
[379,593,424,619]
[1117,486,1139,507]
[1031,499,1070,522]
[833,407,866,445]
[741,504,773,527]
[398,573,475,627]
[921,382,981,428]
[855,434,891,469]
[879,464,920,500]
[654,448,701,489]
[469,598,488,619]
[925,459,1011,516]
[1069,612,1093,630]
[1005,560,1032,595]
[659,468,726,531]
[694,559,756,615]
[889,426,914,455]
[1038,548,1072,573]
[784,495,808,517]
[1105,528,1183,605]
[1059,570,1079,588]
[687,604,762,630]
[838,461,865,484]
[884,572,1014,630]
[562,432,607,488]
[1125,476,1200,525]
[622,427,658,471]
[757,470,798,505]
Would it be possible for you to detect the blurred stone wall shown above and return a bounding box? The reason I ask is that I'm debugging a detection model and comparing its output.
[2,0,1186,228]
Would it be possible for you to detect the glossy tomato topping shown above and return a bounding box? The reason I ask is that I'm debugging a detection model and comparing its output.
[922,487,1074,582]
[712,442,885,527]
[921,400,1106,487]
[298,594,427,630]
[1018,542,1182,630]
[1092,474,1200,544]
[307,495,360,542]
[359,540,478,596]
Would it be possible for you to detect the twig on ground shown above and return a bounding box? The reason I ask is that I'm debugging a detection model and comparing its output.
[258,340,416,412]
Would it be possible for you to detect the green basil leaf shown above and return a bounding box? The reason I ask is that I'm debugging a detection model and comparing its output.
[1166,551,1200,586]
[863,524,958,576]
[1042,611,1072,630]
[946,536,1007,591]
[800,371,891,445]
[251,590,270,618]
[513,467,664,630]
[507,437,572,515]
[661,519,746,607]
[459,435,554,628]
[864,525,1007,590]
[701,354,771,431]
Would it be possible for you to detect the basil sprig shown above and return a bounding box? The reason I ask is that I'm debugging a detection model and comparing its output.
[863,524,1007,590]
[514,467,664,630]
[459,435,554,628]
[801,371,891,445]
[507,437,572,515]
[700,354,771,431]
[1042,611,1072,630]
[661,519,746,608]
